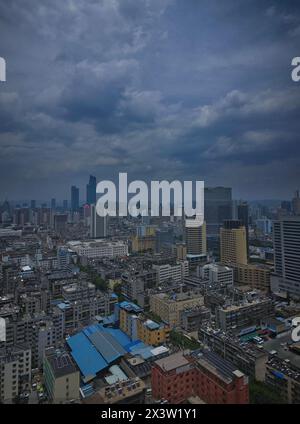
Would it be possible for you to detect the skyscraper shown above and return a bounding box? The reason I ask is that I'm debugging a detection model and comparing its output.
[86,175,96,205]
[204,187,232,236]
[90,204,107,238]
[71,186,79,212]
[30,200,36,209]
[273,217,300,298]
[220,220,247,266]
[237,202,249,257]
[185,221,207,268]
[292,190,300,216]
[51,198,56,210]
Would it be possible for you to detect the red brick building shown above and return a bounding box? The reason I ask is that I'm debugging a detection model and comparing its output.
[151,352,196,403]
[151,350,249,404]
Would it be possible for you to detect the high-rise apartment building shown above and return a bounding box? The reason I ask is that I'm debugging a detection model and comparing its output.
[220,220,247,266]
[273,217,300,298]
[185,222,207,255]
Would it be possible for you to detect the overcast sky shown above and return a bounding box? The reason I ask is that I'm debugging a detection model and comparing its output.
[0,0,300,202]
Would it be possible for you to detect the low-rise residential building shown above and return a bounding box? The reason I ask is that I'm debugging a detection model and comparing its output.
[43,347,80,404]
[198,327,268,381]
[67,240,128,259]
[62,281,96,302]
[216,297,274,331]
[151,350,249,404]
[198,263,233,286]
[118,301,170,346]
[57,293,117,331]
[153,261,189,285]
[150,291,204,327]
[180,306,211,333]
[84,376,146,404]
[2,309,65,367]
[0,344,31,403]
[231,262,272,292]
[265,357,300,404]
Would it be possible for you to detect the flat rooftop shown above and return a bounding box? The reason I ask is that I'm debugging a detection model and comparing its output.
[196,350,244,384]
[68,240,126,247]
[45,348,77,378]
[154,351,191,372]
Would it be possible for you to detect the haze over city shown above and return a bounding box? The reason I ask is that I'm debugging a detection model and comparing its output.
[0,0,300,201]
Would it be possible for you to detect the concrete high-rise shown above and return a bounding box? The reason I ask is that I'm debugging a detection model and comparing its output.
[292,190,300,216]
[204,187,232,236]
[185,221,207,256]
[237,202,249,257]
[185,221,207,268]
[90,204,107,238]
[220,220,247,266]
[273,217,300,298]
[86,175,96,205]
[71,186,79,212]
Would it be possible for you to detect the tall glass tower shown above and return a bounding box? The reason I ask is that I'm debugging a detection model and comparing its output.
[86,175,96,205]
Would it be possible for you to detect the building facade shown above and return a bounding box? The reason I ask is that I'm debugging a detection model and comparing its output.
[220,220,247,266]
[149,292,204,327]
[44,347,80,404]
[273,217,300,298]
[151,350,249,404]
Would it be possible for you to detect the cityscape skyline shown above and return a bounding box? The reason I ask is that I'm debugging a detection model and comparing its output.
[1,1,300,200]
[0,173,300,205]
[1,0,300,410]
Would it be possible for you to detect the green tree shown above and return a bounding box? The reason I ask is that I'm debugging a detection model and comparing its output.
[170,329,200,350]
[249,380,285,404]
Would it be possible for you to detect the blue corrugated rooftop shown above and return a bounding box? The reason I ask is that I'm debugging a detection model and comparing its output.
[67,332,108,382]
[98,324,132,349]
[144,319,160,330]
[66,323,134,382]
[119,301,143,313]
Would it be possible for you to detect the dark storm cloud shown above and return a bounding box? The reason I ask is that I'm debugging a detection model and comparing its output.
[0,0,300,200]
